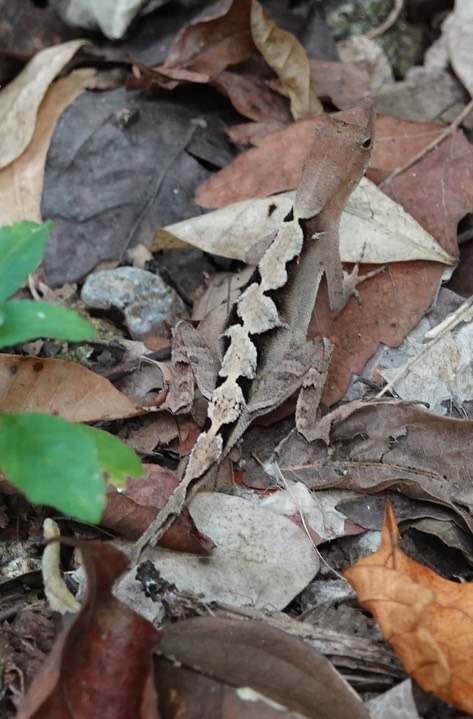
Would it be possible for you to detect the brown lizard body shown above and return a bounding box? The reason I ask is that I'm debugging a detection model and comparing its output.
[133,99,376,557]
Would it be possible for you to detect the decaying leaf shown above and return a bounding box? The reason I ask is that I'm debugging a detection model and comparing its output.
[164,0,253,76]
[195,118,317,208]
[378,295,473,413]
[158,616,370,719]
[0,355,143,421]
[273,400,473,534]
[42,88,233,286]
[154,658,303,719]
[136,492,320,610]
[443,0,473,96]
[346,501,473,714]
[103,464,215,553]
[371,114,472,259]
[249,0,322,120]
[0,40,86,170]
[162,320,219,414]
[16,541,161,719]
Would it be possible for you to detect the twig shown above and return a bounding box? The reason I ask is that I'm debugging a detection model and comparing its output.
[366,0,404,39]
[380,98,473,187]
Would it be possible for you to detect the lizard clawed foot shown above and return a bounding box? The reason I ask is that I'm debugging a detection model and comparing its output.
[343,264,386,305]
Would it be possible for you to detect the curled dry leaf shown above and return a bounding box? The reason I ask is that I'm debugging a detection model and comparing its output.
[0,40,86,170]
[17,541,161,719]
[249,0,322,120]
[345,501,473,714]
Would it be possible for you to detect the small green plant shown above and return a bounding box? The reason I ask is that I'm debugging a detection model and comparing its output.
[0,221,143,522]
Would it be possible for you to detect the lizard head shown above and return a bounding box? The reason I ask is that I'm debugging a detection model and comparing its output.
[294,98,375,223]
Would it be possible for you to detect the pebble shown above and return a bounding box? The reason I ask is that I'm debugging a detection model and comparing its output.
[81,266,186,340]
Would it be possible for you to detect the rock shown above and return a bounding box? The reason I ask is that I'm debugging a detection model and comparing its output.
[81,266,185,340]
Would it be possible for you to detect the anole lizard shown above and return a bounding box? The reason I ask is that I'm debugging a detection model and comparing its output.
[133,98,375,558]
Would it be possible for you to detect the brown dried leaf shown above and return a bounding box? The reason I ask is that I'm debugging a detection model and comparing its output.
[309,59,370,109]
[155,657,310,718]
[16,541,161,719]
[165,0,253,75]
[103,464,215,552]
[308,261,445,405]
[159,616,370,719]
[345,501,473,714]
[212,69,292,124]
[274,400,473,535]
[370,114,472,259]
[0,355,143,421]
[249,0,322,120]
[195,118,317,208]
[162,320,218,413]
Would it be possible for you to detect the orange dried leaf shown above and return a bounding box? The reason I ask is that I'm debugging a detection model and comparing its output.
[345,501,473,713]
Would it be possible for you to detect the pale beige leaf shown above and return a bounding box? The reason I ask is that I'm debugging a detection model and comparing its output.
[0,69,94,226]
[250,0,322,120]
[443,0,473,97]
[162,179,454,266]
[340,178,454,265]
[160,194,293,260]
[0,39,86,170]
[137,493,320,610]
[379,297,473,413]
[0,355,143,421]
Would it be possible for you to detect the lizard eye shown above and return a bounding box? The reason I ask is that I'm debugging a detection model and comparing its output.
[362,136,372,150]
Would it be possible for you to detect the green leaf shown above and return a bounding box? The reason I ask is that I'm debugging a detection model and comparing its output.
[79,425,143,486]
[0,300,96,347]
[0,222,52,302]
[0,413,106,522]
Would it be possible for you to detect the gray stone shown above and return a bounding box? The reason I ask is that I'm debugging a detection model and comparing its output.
[81,266,185,340]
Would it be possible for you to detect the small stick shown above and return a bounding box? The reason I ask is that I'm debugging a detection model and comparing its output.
[380,98,473,187]
[366,0,404,39]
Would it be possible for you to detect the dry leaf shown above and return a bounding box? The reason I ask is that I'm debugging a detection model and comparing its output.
[135,492,320,610]
[366,679,420,719]
[165,0,253,75]
[212,69,292,124]
[345,501,473,714]
[16,541,161,719]
[309,59,371,109]
[0,69,94,226]
[195,118,317,208]
[154,658,302,719]
[273,400,473,535]
[308,260,445,405]
[0,40,86,170]
[158,616,370,719]
[379,297,473,413]
[103,465,215,553]
[443,0,473,96]
[249,0,322,120]
[169,179,453,266]
[0,355,143,421]
[370,114,472,259]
